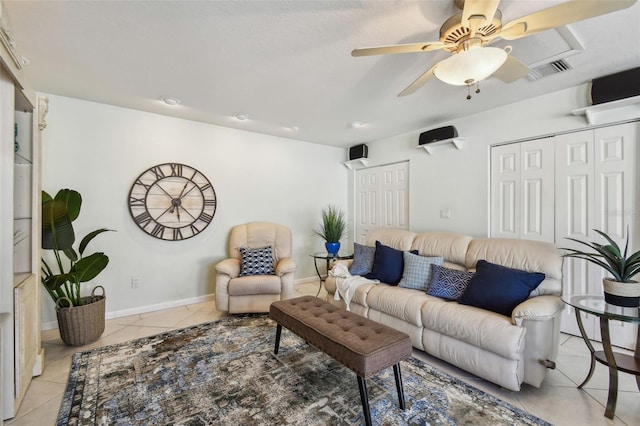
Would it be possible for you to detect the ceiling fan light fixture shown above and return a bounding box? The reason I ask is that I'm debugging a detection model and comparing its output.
[433,46,508,86]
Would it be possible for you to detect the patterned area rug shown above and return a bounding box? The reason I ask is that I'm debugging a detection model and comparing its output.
[58,315,550,425]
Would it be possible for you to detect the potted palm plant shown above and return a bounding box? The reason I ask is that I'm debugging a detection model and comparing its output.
[562,229,640,307]
[314,205,346,255]
[41,188,114,345]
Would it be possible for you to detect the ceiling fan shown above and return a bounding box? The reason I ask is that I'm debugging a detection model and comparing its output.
[352,0,637,98]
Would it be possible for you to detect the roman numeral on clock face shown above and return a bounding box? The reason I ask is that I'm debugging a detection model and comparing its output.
[150,223,165,238]
[189,224,200,235]
[129,196,145,208]
[199,212,213,224]
[151,165,166,180]
[135,178,151,191]
[133,211,153,228]
[170,163,183,177]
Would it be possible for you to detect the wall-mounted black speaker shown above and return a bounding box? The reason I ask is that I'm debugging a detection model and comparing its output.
[590,67,640,105]
[419,125,458,145]
[349,143,368,160]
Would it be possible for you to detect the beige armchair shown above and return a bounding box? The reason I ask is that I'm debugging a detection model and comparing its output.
[215,222,296,313]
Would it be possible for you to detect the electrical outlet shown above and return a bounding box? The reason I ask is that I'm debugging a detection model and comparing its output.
[440,208,451,219]
[131,276,140,289]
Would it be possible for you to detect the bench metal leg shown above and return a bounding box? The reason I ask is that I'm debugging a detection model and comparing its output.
[393,363,406,410]
[357,375,372,426]
[274,324,282,354]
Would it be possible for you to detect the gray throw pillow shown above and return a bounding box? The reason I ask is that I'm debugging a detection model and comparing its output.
[349,242,376,276]
[397,252,444,291]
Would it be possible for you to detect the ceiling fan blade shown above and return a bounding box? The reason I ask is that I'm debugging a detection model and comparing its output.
[501,0,637,40]
[492,55,530,83]
[351,41,446,57]
[398,65,437,97]
[462,0,500,28]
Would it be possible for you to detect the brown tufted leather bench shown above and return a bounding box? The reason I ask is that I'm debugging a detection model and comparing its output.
[269,296,412,426]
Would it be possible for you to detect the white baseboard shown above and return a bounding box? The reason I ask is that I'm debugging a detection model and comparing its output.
[107,294,217,320]
[41,293,216,331]
[41,278,318,331]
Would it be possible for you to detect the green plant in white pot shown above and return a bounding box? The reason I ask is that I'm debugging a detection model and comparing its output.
[314,205,346,256]
[562,229,640,307]
[41,188,114,345]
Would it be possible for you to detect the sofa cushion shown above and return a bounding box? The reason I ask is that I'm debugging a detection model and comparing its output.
[228,274,282,295]
[349,242,376,275]
[365,241,416,285]
[365,229,416,252]
[367,284,429,327]
[398,252,443,291]
[427,264,474,300]
[239,246,274,276]
[465,238,562,296]
[459,260,545,317]
[411,232,472,267]
[420,297,526,361]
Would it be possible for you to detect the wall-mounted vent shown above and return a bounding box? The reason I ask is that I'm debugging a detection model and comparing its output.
[527,59,573,81]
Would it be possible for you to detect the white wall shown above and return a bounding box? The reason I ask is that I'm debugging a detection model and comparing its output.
[40,94,348,324]
[360,84,601,237]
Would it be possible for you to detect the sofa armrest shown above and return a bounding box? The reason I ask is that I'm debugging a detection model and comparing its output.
[275,257,296,276]
[512,295,565,325]
[215,258,240,278]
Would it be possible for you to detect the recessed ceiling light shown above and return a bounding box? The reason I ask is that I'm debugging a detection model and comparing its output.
[161,96,181,106]
[350,121,364,129]
[287,126,300,132]
[234,113,249,121]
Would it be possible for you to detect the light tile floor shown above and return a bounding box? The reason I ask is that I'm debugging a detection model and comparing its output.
[6,282,640,426]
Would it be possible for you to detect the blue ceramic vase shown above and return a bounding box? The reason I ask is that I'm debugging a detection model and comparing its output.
[325,242,340,256]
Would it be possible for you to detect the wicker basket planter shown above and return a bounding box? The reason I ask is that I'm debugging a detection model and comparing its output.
[603,278,640,307]
[56,286,106,346]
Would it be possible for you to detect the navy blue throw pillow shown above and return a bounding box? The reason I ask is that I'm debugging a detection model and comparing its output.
[365,241,417,285]
[459,260,545,317]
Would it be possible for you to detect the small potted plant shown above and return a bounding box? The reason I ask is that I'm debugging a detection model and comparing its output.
[41,188,114,345]
[562,229,640,307]
[314,205,346,255]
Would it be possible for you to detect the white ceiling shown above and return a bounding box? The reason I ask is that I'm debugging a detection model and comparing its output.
[3,0,640,148]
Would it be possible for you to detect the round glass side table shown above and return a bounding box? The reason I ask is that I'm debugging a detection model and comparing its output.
[562,294,640,419]
[309,252,353,297]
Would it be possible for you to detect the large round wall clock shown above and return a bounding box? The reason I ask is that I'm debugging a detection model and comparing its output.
[128,163,217,241]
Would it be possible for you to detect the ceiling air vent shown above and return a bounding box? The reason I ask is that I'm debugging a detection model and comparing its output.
[527,59,573,81]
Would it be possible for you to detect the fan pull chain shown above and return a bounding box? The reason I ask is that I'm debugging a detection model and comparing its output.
[466,82,481,100]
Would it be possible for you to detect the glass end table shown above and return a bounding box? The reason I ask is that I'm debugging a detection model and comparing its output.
[562,294,640,419]
[309,252,353,297]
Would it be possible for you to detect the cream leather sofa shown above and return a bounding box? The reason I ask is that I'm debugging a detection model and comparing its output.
[324,229,564,391]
